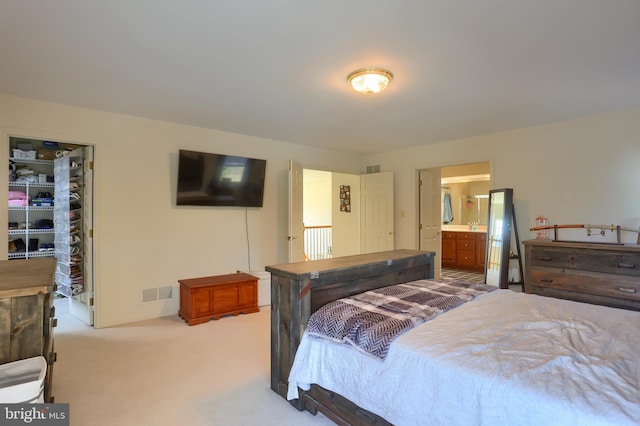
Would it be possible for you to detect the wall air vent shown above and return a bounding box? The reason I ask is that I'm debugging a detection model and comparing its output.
[158,286,173,300]
[142,286,176,303]
[366,165,381,174]
[142,288,158,303]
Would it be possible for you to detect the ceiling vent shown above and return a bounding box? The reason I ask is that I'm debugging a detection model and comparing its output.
[366,165,381,174]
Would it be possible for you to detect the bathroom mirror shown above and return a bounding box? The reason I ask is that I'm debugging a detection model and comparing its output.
[484,188,513,289]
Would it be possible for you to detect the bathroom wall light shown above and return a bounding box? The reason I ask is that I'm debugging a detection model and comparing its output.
[347,67,393,94]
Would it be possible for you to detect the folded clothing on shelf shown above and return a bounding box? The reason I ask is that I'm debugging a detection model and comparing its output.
[8,199,28,206]
[8,190,28,199]
[13,175,39,184]
[8,190,29,206]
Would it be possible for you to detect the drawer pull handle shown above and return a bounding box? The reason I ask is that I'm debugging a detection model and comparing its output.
[540,278,554,283]
[618,287,637,293]
[617,262,636,269]
[537,256,552,261]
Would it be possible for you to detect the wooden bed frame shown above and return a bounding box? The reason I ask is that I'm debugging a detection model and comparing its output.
[267,249,435,425]
[267,245,640,425]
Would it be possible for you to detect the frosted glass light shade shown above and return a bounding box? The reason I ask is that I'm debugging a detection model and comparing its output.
[347,68,393,94]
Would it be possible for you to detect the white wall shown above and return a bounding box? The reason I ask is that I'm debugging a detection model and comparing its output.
[331,172,361,257]
[303,169,331,226]
[0,93,364,327]
[3,92,640,327]
[364,108,640,250]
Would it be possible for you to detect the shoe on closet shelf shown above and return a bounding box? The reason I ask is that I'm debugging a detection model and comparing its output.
[35,191,53,199]
[69,235,81,245]
[70,246,81,255]
[9,238,25,252]
[35,219,54,229]
[69,192,81,201]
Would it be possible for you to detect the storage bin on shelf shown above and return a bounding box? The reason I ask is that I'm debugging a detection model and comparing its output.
[12,149,37,160]
[32,197,54,207]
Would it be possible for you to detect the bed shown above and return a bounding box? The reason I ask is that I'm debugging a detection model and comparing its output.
[267,249,640,425]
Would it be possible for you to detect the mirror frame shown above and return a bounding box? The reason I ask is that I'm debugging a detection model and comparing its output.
[484,188,514,289]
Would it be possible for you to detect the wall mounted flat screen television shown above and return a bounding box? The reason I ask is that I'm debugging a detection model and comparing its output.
[176,149,266,207]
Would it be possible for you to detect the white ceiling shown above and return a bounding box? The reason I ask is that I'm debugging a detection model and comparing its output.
[1,1,639,155]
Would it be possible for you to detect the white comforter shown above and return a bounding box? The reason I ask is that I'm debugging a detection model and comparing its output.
[288,290,640,426]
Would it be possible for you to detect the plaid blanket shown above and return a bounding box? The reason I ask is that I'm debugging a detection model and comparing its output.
[305,279,497,359]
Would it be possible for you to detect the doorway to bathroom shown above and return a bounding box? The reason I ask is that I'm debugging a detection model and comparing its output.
[418,161,491,279]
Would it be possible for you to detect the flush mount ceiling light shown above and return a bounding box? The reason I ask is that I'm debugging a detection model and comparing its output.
[347,67,393,94]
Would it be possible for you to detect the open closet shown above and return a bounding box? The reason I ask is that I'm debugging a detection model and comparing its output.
[7,136,95,325]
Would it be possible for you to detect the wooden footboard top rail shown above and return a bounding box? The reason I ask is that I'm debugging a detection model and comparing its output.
[266,249,435,423]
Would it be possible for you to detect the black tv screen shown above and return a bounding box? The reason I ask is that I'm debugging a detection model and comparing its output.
[176,150,266,207]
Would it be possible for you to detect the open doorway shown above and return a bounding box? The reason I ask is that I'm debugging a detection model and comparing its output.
[302,169,382,260]
[419,161,491,279]
[7,135,95,326]
[302,169,334,260]
[288,163,394,263]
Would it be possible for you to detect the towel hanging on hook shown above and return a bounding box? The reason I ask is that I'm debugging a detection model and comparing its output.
[443,192,454,224]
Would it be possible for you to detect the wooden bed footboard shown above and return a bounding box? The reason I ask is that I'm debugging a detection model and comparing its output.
[302,385,393,426]
[266,249,435,424]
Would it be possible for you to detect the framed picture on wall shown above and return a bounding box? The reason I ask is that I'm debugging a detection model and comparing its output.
[340,185,351,213]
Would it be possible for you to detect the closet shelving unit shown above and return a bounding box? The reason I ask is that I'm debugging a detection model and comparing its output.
[8,157,56,259]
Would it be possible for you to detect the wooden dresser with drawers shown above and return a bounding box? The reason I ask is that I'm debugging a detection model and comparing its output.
[523,239,640,311]
[0,257,57,402]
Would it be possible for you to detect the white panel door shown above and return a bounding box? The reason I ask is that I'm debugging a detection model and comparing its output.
[360,172,394,253]
[69,146,94,325]
[288,160,304,263]
[419,168,442,278]
[54,146,94,326]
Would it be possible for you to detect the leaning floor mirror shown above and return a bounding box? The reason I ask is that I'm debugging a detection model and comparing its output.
[484,188,514,289]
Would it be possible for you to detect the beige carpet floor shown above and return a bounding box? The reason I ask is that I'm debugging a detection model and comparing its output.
[53,299,334,426]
